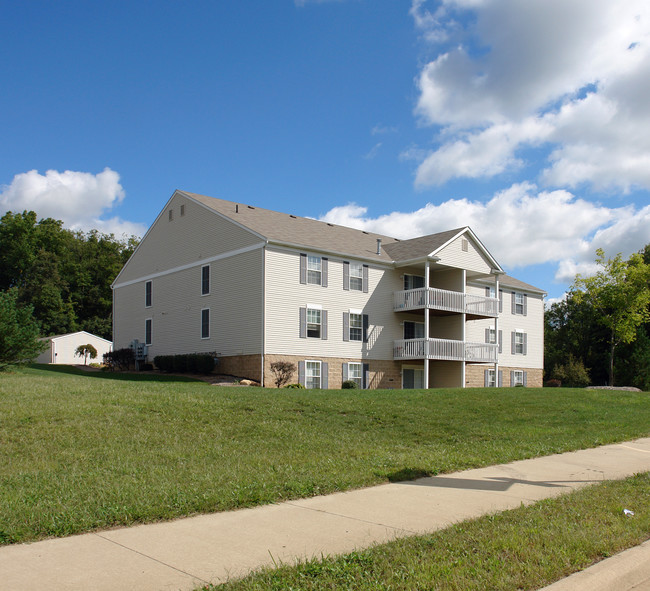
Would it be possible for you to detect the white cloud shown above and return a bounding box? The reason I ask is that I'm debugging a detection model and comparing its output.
[319,183,650,279]
[410,0,650,192]
[0,168,146,238]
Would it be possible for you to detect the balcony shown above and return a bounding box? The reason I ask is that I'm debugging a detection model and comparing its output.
[394,287,498,318]
[393,338,498,362]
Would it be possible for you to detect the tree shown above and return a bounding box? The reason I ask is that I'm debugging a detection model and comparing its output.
[0,289,47,370]
[75,344,98,365]
[270,361,296,388]
[572,249,650,386]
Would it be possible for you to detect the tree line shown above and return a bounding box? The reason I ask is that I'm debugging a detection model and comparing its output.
[545,244,650,390]
[0,210,138,341]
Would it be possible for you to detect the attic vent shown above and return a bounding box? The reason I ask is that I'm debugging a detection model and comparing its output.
[248,205,255,209]
[290,215,297,218]
[327,223,333,227]
[168,209,173,222]
[362,231,369,234]
[462,238,469,252]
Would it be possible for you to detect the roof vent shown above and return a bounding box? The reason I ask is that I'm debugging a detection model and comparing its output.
[376,238,382,255]
[236,204,239,213]
[290,215,296,219]
[248,205,255,209]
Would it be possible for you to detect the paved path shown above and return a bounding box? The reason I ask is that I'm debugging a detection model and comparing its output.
[3,438,650,591]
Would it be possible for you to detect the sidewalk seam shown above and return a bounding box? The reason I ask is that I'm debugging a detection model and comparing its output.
[93,532,209,585]
[283,502,419,535]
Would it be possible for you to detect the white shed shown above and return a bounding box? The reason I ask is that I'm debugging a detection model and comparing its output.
[36,331,113,365]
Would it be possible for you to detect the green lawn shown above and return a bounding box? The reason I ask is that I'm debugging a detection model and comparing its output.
[210,473,650,590]
[1,365,649,545]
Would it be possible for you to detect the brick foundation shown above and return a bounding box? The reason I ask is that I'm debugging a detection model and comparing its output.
[217,354,263,383]
[466,364,544,387]
[263,354,403,389]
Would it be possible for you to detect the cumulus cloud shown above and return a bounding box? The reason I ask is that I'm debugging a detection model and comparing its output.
[410,0,650,192]
[319,183,650,280]
[0,168,146,238]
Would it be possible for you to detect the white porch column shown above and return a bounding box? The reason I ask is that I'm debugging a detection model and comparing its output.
[461,269,466,388]
[424,260,430,389]
[494,274,500,386]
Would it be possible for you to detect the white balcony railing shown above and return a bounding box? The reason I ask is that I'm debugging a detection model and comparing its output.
[393,338,498,362]
[394,287,498,317]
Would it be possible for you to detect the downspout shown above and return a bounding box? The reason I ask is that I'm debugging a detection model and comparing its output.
[261,244,266,387]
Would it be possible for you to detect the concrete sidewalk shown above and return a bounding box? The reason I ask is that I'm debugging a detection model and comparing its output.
[2,438,650,591]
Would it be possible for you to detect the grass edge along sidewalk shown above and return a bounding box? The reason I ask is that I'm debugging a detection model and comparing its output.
[208,472,650,591]
[2,365,650,545]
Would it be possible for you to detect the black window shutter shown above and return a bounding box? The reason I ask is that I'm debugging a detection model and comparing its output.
[299,307,307,338]
[300,254,307,284]
[362,314,369,343]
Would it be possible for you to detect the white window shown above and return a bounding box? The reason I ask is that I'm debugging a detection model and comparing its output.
[307,255,322,285]
[306,361,321,389]
[145,318,152,345]
[348,362,363,388]
[513,370,524,386]
[487,328,496,344]
[145,281,152,308]
[201,265,210,296]
[349,313,363,341]
[514,331,525,354]
[487,286,496,298]
[201,308,210,339]
[404,321,425,339]
[514,292,525,314]
[307,308,321,338]
[487,369,496,387]
[349,262,363,291]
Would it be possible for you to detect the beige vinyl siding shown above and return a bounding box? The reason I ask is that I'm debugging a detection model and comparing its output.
[430,314,464,340]
[436,235,492,274]
[114,248,263,358]
[465,283,544,370]
[264,247,401,360]
[429,267,465,291]
[116,193,263,284]
[429,360,463,387]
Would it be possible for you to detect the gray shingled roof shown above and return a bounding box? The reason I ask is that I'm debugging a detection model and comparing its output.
[180,192,542,291]
[382,228,465,262]
[183,191,402,263]
[473,274,546,295]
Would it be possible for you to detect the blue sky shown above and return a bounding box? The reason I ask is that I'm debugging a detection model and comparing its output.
[1,0,649,302]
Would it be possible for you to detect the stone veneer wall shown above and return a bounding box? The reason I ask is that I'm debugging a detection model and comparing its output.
[264,354,403,389]
[465,364,543,388]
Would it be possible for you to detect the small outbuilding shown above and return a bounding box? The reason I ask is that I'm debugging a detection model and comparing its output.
[36,331,113,365]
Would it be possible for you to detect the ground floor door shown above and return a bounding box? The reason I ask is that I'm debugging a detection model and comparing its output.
[403,368,424,389]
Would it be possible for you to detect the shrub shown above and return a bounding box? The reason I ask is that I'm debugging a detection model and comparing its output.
[153,353,216,374]
[284,383,305,389]
[0,289,46,371]
[545,378,562,388]
[270,361,296,388]
[103,348,134,371]
[552,354,591,388]
[342,380,358,389]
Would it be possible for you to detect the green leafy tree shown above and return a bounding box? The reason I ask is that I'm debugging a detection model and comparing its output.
[75,344,98,365]
[0,289,47,370]
[573,249,650,386]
